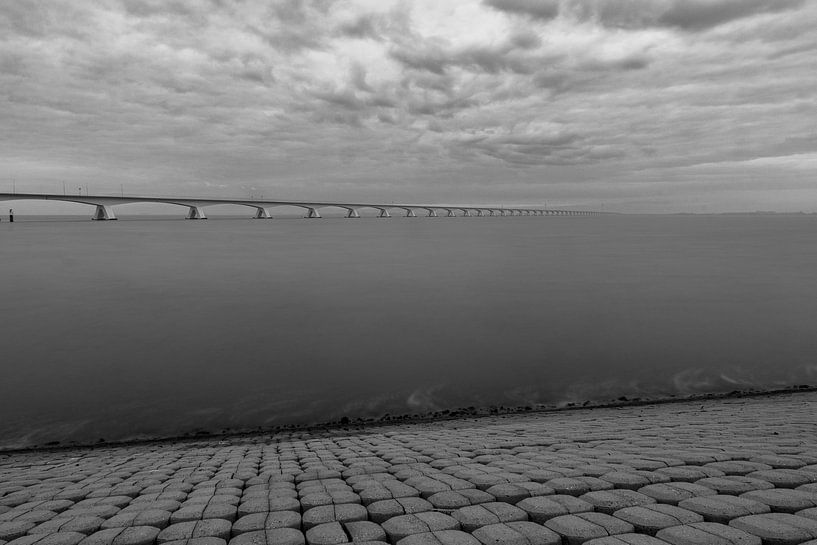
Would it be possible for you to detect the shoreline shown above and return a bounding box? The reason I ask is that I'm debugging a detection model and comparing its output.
[3,383,814,456]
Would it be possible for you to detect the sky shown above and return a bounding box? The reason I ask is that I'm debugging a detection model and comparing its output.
[2,0,816,213]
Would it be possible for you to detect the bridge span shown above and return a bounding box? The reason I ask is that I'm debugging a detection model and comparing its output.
[0,192,605,220]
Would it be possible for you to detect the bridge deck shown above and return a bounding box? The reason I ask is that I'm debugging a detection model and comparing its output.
[0,193,603,220]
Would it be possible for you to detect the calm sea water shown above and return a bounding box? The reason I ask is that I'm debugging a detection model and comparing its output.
[1,214,816,449]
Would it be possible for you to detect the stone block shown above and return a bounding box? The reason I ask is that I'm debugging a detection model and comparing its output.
[101,511,171,530]
[694,478,773,495]
[545,513,634,545]
[78,526,160,545]
[637,484,716,505]
[580,491,656,515]
[231,512,301,536]
[157,520,232,543]
[740,489,817,514]
[453,503,527,533]
[367,499,432,524]
[729,513,817,545]
[228,529,304,545]
[471,521,561,545]
[516,495,593,523]
[6,533,87,545]
[582,534,673,544]
[655,521,761,545]
[612,504,703,535]
[302,505,368,531]
[394,530,479,545]
[382,512,460,542]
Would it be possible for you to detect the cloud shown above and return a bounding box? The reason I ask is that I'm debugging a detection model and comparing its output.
[658,0,806,31]
[483,0,560,21]
[564,0,807,31]
[1,0,816,212]
[337,14,383,40]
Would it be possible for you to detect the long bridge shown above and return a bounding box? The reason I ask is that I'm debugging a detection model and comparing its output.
[0,192,604,220]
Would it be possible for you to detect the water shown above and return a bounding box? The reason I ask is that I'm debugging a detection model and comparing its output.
[1,214,816,449]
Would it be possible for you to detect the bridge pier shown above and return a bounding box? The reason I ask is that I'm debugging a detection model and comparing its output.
[185,206,207,220]
[446,209,456,217]
[405,209,417,217]
[253,208,272,219]
[426,209,438,217]
[476,210,484,217]
[92,204,117,221]
[378,209,391,218]
[305,208,322,218]
[462,209,472,217]
[346,208,360,218]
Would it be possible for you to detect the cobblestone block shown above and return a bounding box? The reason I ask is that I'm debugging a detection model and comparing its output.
[545,512,634,544]
[302,505,368,530]
[367,499,432,524]
[230,512,300,536]
[637,484,716,505]
[581,491,656,515]
[582,535,670,545]
[678,495,773,525]
[516,495,594,523]
[157,520,232,544]
[78,526,160,545]
[31,517,106,536]
[655,522,761,545]
[740,489,817,513]
[747,470,816,489]
[394,530,479,545]
[471,521,560,545]
[729,513,817,545]
[694,477,773,495]
[451,503,526,532]
[100,510,171,530]
[0,522,36,542]
[703,462,772,477]
[228,528,304,545]
[612,505,703,535]
[6,532,87,545]
[655,467,725,483]
[382,512,460,542]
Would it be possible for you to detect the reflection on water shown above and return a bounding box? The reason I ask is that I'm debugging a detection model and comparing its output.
[1,214,816,449]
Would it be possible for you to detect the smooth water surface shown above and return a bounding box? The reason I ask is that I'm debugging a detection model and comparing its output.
[1,214,816,448]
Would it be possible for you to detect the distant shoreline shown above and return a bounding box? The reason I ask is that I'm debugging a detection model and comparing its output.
[4,384,814,456]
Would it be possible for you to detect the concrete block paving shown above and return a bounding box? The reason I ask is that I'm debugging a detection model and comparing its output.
[3,392,817,544]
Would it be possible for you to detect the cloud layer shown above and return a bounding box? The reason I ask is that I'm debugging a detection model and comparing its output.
[1,0,816,211]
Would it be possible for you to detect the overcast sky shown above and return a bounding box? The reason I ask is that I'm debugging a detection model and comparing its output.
[2,0,816,212]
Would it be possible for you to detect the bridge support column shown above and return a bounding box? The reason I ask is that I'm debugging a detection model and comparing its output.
[92,205,117,221]
[426,209,438,217]
[185,206,207,220]
[405,209,417,217]
[378,209,391,218]
[446,209,456,217]
[462,210,472,217]
[305,208,322,218]
[253,208,272,219]
[346,209,360,218]
[476,210,484,217]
